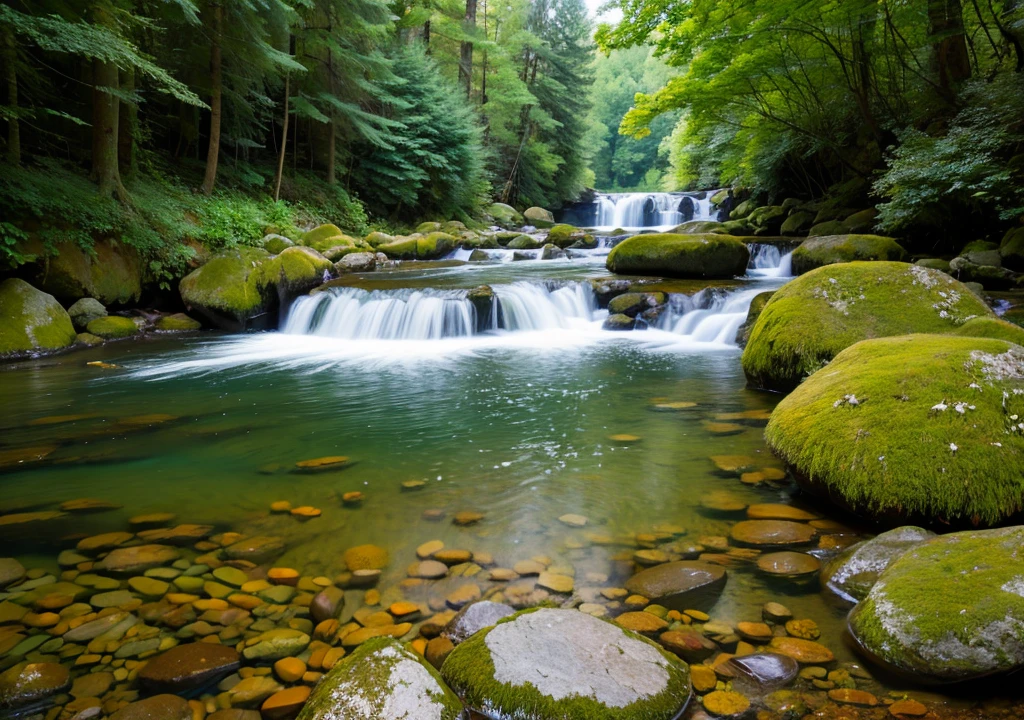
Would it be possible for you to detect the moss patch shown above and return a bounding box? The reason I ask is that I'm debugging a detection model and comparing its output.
[265,246,333,295]
[848,527,1024,682]
[178,247,275,330]
[606,233,749,279]
[765,334,1024,526]
[0,278,77,357]
[26,239,142,306]
[85,316,139,339]
[954,316,1024,345]
[742,262,993,391]
[417,232,456,260]
[792,235,907,275]
[155,313,202,332]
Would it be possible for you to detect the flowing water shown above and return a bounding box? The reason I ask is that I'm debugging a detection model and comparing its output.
[5,243,996,710]
[560,191,720,231]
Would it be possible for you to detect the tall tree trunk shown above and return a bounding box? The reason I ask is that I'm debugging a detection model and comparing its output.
[91,57,125,199]
[3,27,19,166]
[928,0,972,100]
[459,0,477,99]
[424,20,431,50]
[273,73,290,202]
[327,48,336,185]
[201,3,223,195]
[118,67,136,177]
[481,0,489,104]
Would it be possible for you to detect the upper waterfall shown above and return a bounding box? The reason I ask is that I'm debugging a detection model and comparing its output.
[558,191,720,230]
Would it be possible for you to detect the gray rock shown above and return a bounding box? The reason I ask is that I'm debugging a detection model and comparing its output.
[310,586,345,624]
[67,298,107,331]
[0,558,25,589]
[716,653,799,694]
[443,600,515,645]
[334,252,377,273]
[821,526,935,603]
[624,561,727,611]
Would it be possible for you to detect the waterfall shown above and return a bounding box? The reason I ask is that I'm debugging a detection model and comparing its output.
[747,244,795,279]
[658,288,764,344]
[592,192,711,229]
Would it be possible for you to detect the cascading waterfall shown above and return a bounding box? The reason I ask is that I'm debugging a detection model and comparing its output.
[588,192,718,229]
[747,243,795,279]
[658,288,766,344]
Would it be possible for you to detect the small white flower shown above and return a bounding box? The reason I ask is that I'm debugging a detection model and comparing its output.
[931,401,948,412]
[878,455,885,461]
[992,442,1002,447]
[950,443,958,453]
[968,383,981,390]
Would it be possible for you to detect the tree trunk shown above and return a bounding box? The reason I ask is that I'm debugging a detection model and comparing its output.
[327,48,336,184]
[118,67,136,177]
[201,3,223,195]
[928,0,972,99]
[459,0,477,99]
[3,27,19,166]
[424,20,431,50]
[91,57,125,199]
[273,73,290,202]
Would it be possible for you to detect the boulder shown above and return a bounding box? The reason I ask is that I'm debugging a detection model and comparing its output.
[730,199,757,220]
[915,257,951,273]
[540,243,566,260]
[264,246,332,297]
[110,694,191,720]
[808,220,848,237]
[300,224,359,253]
[791,235,907,275]
[442,600,515,645]
[736,290,774,348]
[296,637,462,720]
[0,662,71,711]
[243,629,310,661]
[178,247,276,331]
[671,220,725,234]
[843,209,879,234]
[488,203,523,227]
[138,642,241,693]
[821,526,935,603]
[96,544,181,574]
[85,315,140,339]
[27,239,142,305]
[603,313,635,331]
[780,211,815,236]
[507,234,542,250]
[1000,226,1024,271]
[623,561,727,611]
[523,207,555,228]
[335,252,377,273]
[0,278,77,359]
[67,297,107,331]
[949,255,1022,290]
[364,231,395,248]
[742,262,994,391]
[262,234,294,254]
[441,608,691,720]
[848,526,1024,683]
[606,233,750,279]
[765,334,1024,526]
[156,313,202,331]
[377,233,456,260]
[547,224,586,249]
[607,292,666,318]
[747,205,786,235]
[953,316,1024,345]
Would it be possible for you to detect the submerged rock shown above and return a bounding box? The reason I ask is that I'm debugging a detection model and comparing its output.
[138,642,240,693]
[96,544,181,574]
[766,335,1024,526]
[791,235,906,275]
[848,526,1024,683]
[297,637,462,720]
[155,313,202,331]
[443,600,515,645]
[0,558,26,588]
[85,315,140,339]
[606,233,749,279]
[821,526,935,603]
[0,278,77,359]
[622,561,727,611]
[0,662,71,711]
[741,262,995,391]
[441,608,691,720]
[110,694,191,720]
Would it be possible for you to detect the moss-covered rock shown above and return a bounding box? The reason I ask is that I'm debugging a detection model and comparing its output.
[710,189,729,207]
[262,234,294,255]
[603,313,635,330]
[791,235,907,275]
[747,205,786,235]
[606,233,750,279]
[523,207,555,228]
[730,199,757,220]
[547,224,583,249]
[568,235,598,249]
[364,231,395,248]
[821,526,935,604]
[488,202,523,227]
[25,239,142,305]
[301,224,347,252]
[0,278,77,359]
[915,258,951,273]
[441,608,691,720]
[742,262,992,391]
[417,232,456,260]
[86,316,140,339]
[155,313,202,332]
[848,527,1024,683]
[265,247,333,296]
[540,244,567,260]
[954,316,1024,344]
[808,220,848,237]
[416,221,443,234]
[949,256,1022,290]
[736,290,775,348]
[1000,226,1024,271]
[507,234,543,250]
[76,332,104,346]
[608,292,667,317]
[719,220,754,236]
[178,247,275,331]
[296,637,462,720]
[67,297,107,331]
[672,220,725,234]
[780,211,815,236]
[765,334,1024,526]
[843,208,878,234]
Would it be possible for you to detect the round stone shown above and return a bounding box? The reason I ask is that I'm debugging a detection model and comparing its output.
[828,688,878,706]
[402,480,427,491]
[607,434,641,444]
[443,601,515,645]
[746,504,819,521]
[77,531,134,552]
[709,455,758,474]
[109,694,191,720]
[702,690,750,717]
[273,657,306,683]
[756,552,821,578]
[650,401,698,411]
[623,561,727,611]
[294,456,351,472]
[768,636,834,664]
[409,561,448,580]
[615,611,668,634]
[762,602,793,623]
[453,511,484,526]
[342,491,364,505]
[446,584,481,609]
[536,572,574,594]
[137,642,241,693]
[262,687,311,720]
[730,520,817,547]
[714,653,798,693]
[784,618,820,640]
[0,558,26,589]
[0,662,71,710]
[269,501,292,513]
[703,422,744,436]
[735,621,773,643]
[224,536,285,564]
[128,512,176,528]
[416,541,444,559]
[558,513,588,527]
[889,699,928,716]
[441,608,691,720]
[699,493,747,513]
[290,506,321,518]
[128,576,170,598]
[434,549,472,565]
[344,545,389,571]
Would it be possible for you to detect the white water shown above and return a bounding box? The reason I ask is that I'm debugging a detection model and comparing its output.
[657,288,767,344]
[592,192,717,231]
[747,244,794,280]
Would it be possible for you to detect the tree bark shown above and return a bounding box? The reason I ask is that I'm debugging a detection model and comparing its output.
[91,56,125,199]
[273,73,290,202]
[3,27,19,166]
[928,0,972,99]
[459,0,477,99]
[118,67,136,177]
[201,2,223,195]
[327,48,336,184]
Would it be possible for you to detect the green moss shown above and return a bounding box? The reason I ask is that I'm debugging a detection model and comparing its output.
[178,247,274,329]
[417,232,456,259]
[737,290,775,347]
[265,246,332,295]
[848,527,1024,682]
[155,313,201,332]
[547,224,579,248]
[765,334,1024,526]
[416,221,443,234]
[507,234,542,250]
[606,233,750,279]
[301,224,344,249]
[791,235,907,274]
[671,221,724,234]
[1000,226,1024,271]
[954,316,1024,345]
[85,316,140,339]
[441,608,691,720]
[364,231,395,248]
[297,637,462,720]
[742,262,992,391]
[488,202,522,226]
[0,278,77,357]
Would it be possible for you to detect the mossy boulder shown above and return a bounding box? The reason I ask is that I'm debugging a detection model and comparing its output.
[791,235,907,275]
[843,208,878,234]
[730,199,757,220]
[300,224,352,252]
[1000,226,1024,271]
[67,297,107,331]
[672,220,724,234]
[540,244,566,260]
[848,527,1024,683]
[523,207,555,228]
[488,202,523,227]
[441,608,691,720]
[155,313,202,332]
[265,246,333,296]
[747,205,786,235]
[765,334,1024,527]
[0,279,77,359]
[606,233,750,279]
[178,247,275,331]
[416,221,443,234]
[296,637,462,720]
[608,292,667,317]
[603,313,635,330]
[507,234,542,250]
[76,332,104,346]
[821,526,935,604]
[417,232,456,259]
[25,239,142,305]
[364,231,395,248]
[547,224,584,249]
[742,262,992,391]
[262,234,294,255]
[737,290,775,348]
[915,258,951,273]
[808,220,848,237]
[954,316,1024,344]
[86,316,140,339]
[949,256,1022,290]
[780,211,815,236]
